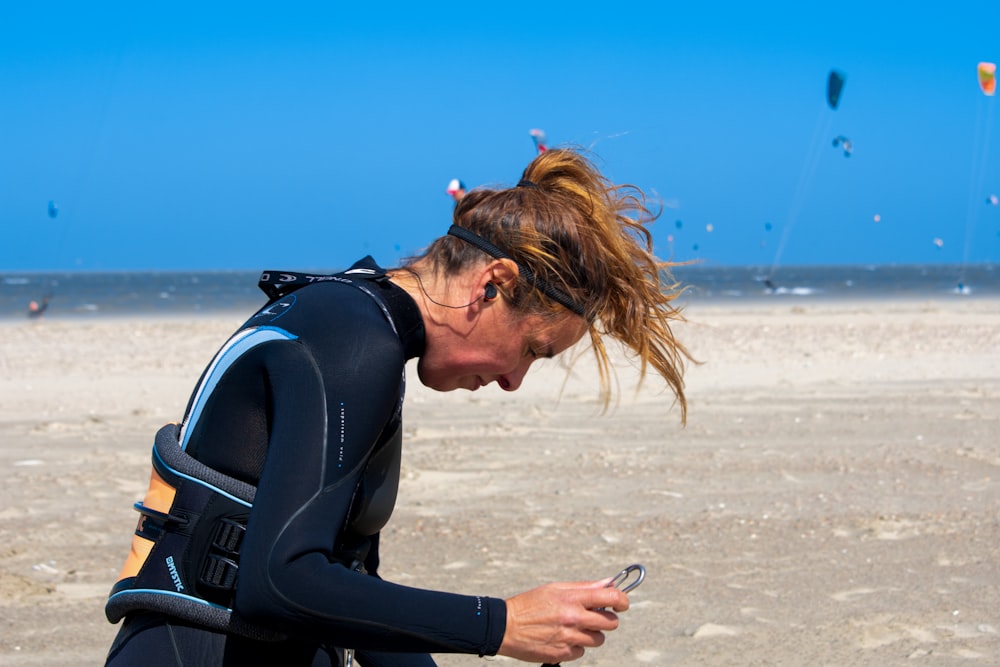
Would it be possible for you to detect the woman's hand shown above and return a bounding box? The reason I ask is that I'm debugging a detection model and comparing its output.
[498,579,630,663]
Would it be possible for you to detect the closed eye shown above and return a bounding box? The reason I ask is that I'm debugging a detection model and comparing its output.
[527,345,554,360]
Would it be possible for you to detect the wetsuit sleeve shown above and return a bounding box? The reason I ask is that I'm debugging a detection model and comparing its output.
[233,337,506,656]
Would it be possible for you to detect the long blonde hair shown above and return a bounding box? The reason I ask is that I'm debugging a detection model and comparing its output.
[414,148,691,420]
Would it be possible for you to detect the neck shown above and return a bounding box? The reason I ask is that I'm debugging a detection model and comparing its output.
[388,266,484,340]
[388,267,449,324]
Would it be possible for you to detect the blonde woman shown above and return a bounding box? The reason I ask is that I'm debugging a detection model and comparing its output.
[105,148,690,666]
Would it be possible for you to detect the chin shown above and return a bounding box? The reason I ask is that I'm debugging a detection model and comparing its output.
[415,362,460,392]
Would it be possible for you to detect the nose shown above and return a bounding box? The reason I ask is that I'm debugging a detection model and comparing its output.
[498,360,532,392]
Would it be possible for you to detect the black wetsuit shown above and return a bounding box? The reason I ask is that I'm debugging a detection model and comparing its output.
[106,258,506,666]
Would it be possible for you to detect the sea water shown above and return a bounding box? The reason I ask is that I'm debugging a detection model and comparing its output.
[1,263,998,320]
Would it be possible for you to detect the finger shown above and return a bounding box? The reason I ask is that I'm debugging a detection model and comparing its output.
[579,609,619,634]
[553,579,615,590]
[550,631,605,663]
[586,586,630,612]
[581,629,608,648]
[588,609,618,631]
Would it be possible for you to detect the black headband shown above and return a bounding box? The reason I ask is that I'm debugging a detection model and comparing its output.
[447,224,587,317]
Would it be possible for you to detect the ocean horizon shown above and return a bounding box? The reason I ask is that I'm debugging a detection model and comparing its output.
[2,262,998,320]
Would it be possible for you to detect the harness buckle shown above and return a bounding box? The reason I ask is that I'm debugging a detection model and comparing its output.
[200,554,239,590]
[198,518,247,593]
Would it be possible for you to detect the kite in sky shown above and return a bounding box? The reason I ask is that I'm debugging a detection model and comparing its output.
[827,70,846,109]
[832,135,853,157]
[978,62,996,96]
[446,178,466,202]
[827,71,852,159]
[529,128,548,153]
[47,200,59,218]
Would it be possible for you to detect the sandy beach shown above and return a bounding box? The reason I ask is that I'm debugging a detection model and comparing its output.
[1,298,998,666]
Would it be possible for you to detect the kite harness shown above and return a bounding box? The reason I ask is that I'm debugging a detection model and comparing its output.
[104,423,280,640]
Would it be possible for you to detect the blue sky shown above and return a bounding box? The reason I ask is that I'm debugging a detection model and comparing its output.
[2,2,998,271]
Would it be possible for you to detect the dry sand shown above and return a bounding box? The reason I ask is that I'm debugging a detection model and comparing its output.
[1,298,998,666]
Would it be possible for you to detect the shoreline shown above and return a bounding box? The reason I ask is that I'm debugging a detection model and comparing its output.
[3,262,1000,323]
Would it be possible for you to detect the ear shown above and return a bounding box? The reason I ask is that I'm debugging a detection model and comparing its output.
[484,259,519,297]
[468,259,519,311]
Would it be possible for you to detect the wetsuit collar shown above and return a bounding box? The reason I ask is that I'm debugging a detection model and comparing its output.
[258,257,426,359]
[348,257,426,360]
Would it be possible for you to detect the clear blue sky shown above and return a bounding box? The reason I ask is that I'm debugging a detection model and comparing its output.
[2,2,998,271]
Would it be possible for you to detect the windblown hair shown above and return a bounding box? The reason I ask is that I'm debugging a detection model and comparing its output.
[415,148,692,420]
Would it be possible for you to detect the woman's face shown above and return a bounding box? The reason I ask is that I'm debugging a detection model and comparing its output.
[416,303,588,393]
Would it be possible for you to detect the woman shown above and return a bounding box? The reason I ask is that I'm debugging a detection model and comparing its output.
[105,148,691,666]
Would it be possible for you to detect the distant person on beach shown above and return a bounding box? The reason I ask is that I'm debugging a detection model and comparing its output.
[27,294,50,318]
[104,148,692,666]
